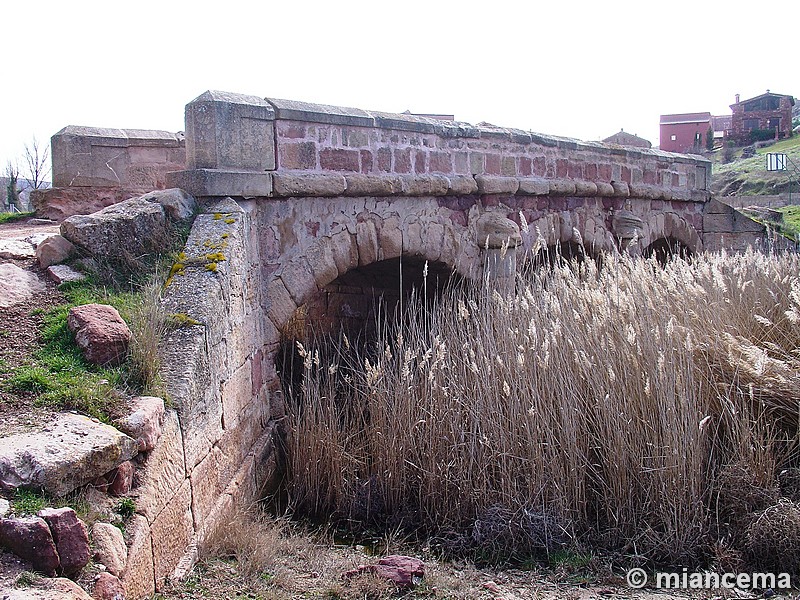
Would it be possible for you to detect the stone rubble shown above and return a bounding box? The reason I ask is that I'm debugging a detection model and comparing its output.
[35,234,76,268]
[67,304,132,366]
[91,523,128,577]
[37,508,90,577]
[0,263,46,308]
[46,264,87,285]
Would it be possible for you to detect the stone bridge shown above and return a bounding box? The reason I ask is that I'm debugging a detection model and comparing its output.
[90,91,777,595]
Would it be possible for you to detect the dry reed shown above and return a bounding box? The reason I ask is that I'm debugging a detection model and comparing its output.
[284,248,800,567]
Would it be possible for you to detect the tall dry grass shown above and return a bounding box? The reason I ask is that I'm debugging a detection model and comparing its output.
[284,248,800,566]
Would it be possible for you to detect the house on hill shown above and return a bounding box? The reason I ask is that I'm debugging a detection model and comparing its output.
[730,91,795,143]
[659,112,712,153]
[602,129,652,149]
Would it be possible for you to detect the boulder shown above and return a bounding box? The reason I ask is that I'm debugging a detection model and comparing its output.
[0,412,139,497]
[38,508,90,577]
[2,576,94,599]
[0,498,10,517]
[60,198,170,263]
[115,396,165,452]
[35,235,76,268]
[0,516,60,576]
[140,188,196,222]
[47,265,87,285]
[344,555,425,588]
[67,304,131,366]
[91,522,127,577]
[0,263,46,308]
[0,239,36,260]
[91,572,125,600]
[107,461,134,497]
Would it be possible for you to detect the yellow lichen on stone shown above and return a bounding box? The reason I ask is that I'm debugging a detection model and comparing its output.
[205,262,218,273]
[213,213,223,220]
[167,313,203,327]
[224,218,236,224]
[205,252,226,263]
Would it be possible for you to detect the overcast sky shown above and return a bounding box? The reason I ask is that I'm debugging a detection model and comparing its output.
[2,0,796,180]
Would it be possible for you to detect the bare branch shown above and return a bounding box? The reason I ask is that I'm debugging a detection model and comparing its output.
[22,136,51,190]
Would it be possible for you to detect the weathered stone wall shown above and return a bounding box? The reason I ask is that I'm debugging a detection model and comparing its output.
[719,194,792,210]
[121,197,278,596]
[33,126,186,221]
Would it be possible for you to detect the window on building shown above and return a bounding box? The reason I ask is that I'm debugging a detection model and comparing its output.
[743,119,759,131]
[768,117,780,130]
[670,135,677,141]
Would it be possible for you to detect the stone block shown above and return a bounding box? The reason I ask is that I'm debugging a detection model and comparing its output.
[35,234,75,268]
[166,169,273,198]
[447,175,479,195]
[377,216,403,261]
[0,263,47,309]
[356,220,379,265]
[279,257,317,306]
[221,359,252,431]
[186,90,276,172]
[38,507,90,577]
[329,230,359,276]
[133,411,186,524]
[121,515,155,599]
[151,480,194,588]
[320,148,360,172]
[611,181,630,197]
[305,238,339,288]
[92,522,127,577]
[344,174,403,196]
[517,177,550,196]
[189,446,228,528]
[267,97,375,127]
[574,180,598,196]
[116,396,166,453]
[264,277,298,331]
[0,516,60,576]
[548,179,577,196]
[475,175,519,195]
[272,173,346,197]
[400,174,450,196]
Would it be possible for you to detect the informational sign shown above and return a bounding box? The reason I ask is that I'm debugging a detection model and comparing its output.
[766,153,787,171]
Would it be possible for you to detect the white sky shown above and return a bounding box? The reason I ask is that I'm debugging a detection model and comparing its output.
[2,0,797,179]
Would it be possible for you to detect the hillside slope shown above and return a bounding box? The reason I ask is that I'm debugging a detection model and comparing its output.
[710,136,800,196]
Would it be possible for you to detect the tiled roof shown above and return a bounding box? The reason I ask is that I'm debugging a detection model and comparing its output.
[660,112,712,125]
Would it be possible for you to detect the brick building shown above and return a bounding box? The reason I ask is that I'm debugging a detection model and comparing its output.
[602,129,652,149]
[659,112,712,153]
[730,91,795,143]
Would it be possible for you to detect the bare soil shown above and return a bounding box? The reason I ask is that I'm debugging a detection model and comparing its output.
[0,217,64,437]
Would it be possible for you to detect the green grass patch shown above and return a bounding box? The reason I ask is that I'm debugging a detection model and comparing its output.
[12,488,49,516]
[0,211,34,224]
[755,135,800,155]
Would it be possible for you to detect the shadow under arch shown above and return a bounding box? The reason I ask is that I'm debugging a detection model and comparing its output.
[643,237,693,265]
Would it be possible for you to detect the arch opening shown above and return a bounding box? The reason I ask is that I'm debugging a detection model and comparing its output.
[643,237,693,265]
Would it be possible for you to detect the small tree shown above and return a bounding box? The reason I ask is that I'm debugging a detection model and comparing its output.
[5,161,21,212]
[706,126,715,151]
[22,136,50,191]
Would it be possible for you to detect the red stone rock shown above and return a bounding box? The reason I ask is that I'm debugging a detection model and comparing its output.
[394,148,411,173]
[108,461,135,497]
[39,507,90,577]
[320,148,359,172]
[0,516,61,576]
[413,151,426,174]
[67,304,132,366]
[116,396,165,453]
[279,142,317,170]
[344,555,424,589]
[376,147,391,172]
[519,156,532,177]
[93,571,126,600]
[485,154,501,175]
[359,150,373,174]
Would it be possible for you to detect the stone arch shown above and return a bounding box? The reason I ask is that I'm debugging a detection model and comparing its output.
[640,211,703,256]
[519,207,616,267]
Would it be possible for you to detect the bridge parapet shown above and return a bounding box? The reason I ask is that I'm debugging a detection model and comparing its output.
[168,90,711,204]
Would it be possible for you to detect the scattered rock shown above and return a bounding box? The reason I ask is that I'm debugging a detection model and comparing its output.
[0,516,60,576]
[92,571,125,600]
[60,198,171,265]
[0,263,46,308]
[0,239,36,260]
[141,188,197,223]
[2,576,94,599]
[0,498,10,517]
[47,264,87,285]
[344,555,425,588]
[35,235,76,268]
[0,412,139,497]
[26,232,56,247]
[91,522,127,577]
[67,304,132,366]
[107,461,135,497]
[115,397,165,452]
[38,507,90,577]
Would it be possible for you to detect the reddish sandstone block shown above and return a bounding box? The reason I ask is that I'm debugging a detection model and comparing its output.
[279,142,316,170]
[556,159,568,178]
[360,150,373,174]
[672,173,680,187]
[282,124,306,139]
[320,148,360,172]
[394,148,411,173]
[621,166,632,183]
[598,164,612,180]
[430,152,452,174]
[519,156,532,176]
[414,151,427,173]
[376,147,392,172]
[643,170,656,184]
[485,154,501,175]
[501,156,516,176]
[533,157,546,176]
[568,161,583,179]
[585,163,598,180]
